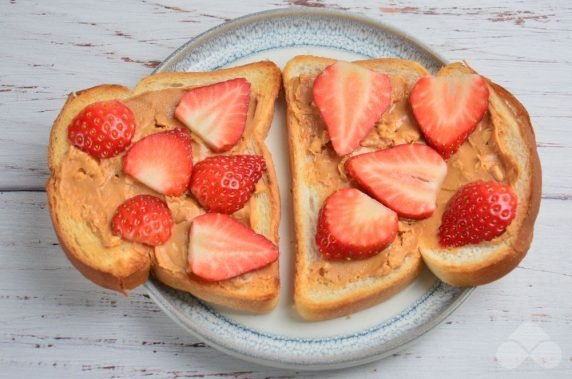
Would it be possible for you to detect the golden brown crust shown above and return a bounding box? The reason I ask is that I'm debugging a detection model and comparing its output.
[151,263,279,313]
[422,246,524,287]
[46,178,150,293]
[295,255,423,321]
[283,60,307,317]
[488,81,542,255]
[46,62,282,310]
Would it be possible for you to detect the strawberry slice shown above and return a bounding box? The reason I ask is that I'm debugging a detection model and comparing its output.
[315,188,398,260]
[439,181,517,247]
[345,144,447,219]
[111,195,173,246]
[123,128,193,196]
[409,74,489,158]
[175,78,250,153]
[190,155,266,214]
[188,213,279,281]
[313,61,392,156]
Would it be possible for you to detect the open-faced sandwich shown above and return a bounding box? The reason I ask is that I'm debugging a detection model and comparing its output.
[47,62,282,312]
[283,56,541,320]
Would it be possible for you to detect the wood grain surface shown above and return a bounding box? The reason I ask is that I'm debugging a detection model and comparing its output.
[1,0,571,377]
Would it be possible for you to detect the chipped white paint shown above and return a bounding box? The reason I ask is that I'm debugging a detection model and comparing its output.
[0,0,571,377]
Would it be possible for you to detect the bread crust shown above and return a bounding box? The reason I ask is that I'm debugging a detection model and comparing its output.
[47,178,151,294]
[151,264,279,313]
[295,254,423,321]
[46,62,282,310]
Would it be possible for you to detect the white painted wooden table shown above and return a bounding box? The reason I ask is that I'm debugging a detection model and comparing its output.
[1,1,571,377]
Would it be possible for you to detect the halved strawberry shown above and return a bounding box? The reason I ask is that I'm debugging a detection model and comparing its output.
[313,61,392,156]
[345,144,447,219]
[188,213,279,281]
[315,188,398,260]
[439,181,517,247]
[123,128,193,196]
[190,155,266,214]
[111,195,173,246]
[175,78,250,153]
[409,74,489,158]
[68,99,135,159]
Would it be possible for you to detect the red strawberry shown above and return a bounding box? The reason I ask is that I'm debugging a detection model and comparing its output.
[68,99,135,159]
[315,188,398,260]
[111,195,173,246]
[175,78,250,153]
[313,61,392,156]
[188,213,278,281]
[190,155,266,214]
[409,74,489,158]
[123,128,193,196]
[439,181,517,247]
[345,144,447,219]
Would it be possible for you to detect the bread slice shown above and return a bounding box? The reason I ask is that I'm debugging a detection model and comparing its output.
[283,56,428,320]
[418,63,542,287]
[283,55,540,320]
[47,61,282,312]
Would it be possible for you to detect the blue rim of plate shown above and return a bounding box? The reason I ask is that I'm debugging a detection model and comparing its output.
[145,8,474,370]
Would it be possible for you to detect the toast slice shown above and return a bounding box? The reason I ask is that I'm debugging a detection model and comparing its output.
[418,63,541,287]
[283,56,540,320]
[284,56,428,320]
[47,61,282,312]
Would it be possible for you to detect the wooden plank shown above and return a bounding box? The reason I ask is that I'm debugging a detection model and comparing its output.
[0,191,570,377]
[0,0,571,195]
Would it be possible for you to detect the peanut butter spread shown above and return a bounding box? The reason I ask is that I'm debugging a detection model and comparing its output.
[291,73,514,289]
[55,87,269,281]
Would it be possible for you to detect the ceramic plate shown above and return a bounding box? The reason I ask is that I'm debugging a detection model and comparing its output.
[144,8,473,370]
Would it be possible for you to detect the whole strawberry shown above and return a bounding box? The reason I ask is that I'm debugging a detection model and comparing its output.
[111,195,173,246]
[190,155,266,214]
[68,99,135,159]
[439,181,517,247]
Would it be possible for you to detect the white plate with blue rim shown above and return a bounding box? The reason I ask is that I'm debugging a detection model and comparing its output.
[144,8,474,370]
